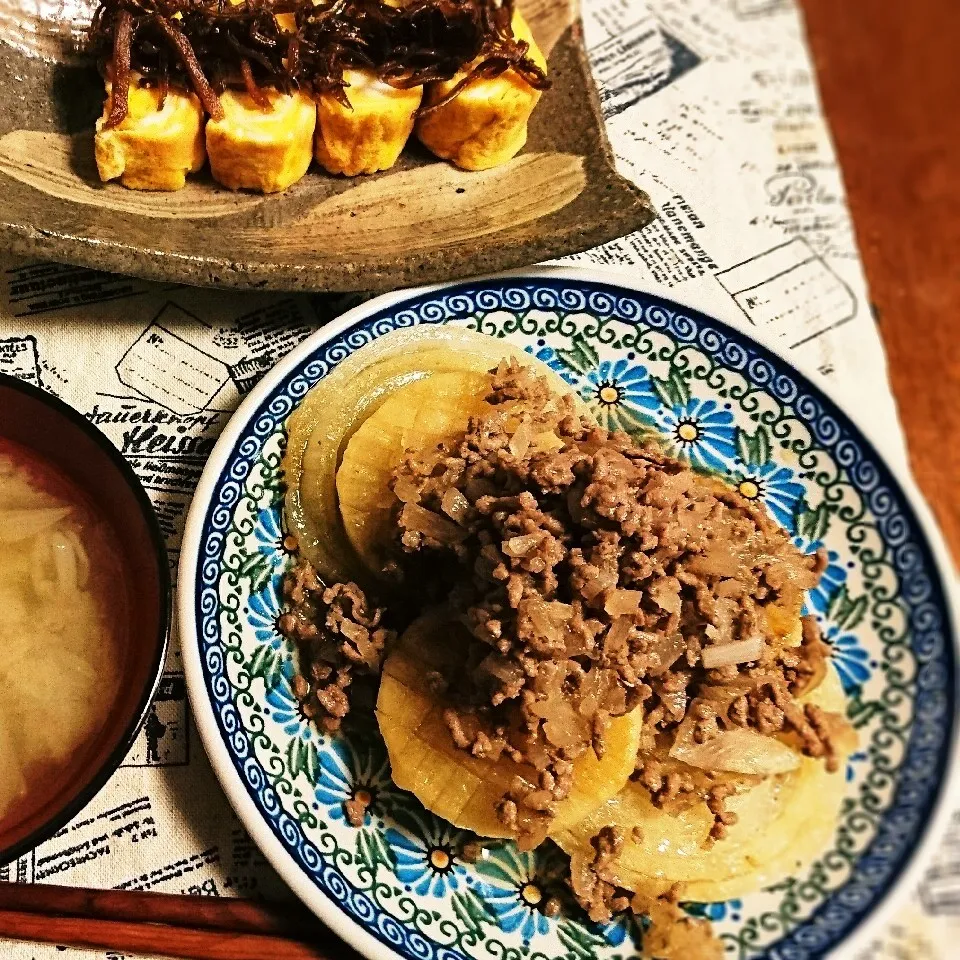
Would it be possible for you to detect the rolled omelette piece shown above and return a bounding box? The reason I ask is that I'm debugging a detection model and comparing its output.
[415,11,546,171]
[315,69,423,176]
[95,80,206,191]
[206,88,317,193]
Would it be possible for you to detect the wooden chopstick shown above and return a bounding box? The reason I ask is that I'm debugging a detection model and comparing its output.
[0,883,361,960]
[0,908,333,960]
[0,883,322,936]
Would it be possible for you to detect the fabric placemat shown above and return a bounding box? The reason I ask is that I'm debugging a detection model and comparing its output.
[0,1,946,956]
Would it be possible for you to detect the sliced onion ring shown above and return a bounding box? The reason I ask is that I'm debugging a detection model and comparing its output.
[670,727,801,776]
[701,635,765,670]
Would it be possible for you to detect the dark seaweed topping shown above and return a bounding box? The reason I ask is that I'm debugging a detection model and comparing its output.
[297,0,549,110]
[88,0,551,127]
[90,0,302,121]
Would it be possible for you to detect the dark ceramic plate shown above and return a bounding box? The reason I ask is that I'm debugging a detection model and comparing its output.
[0,0,654,292]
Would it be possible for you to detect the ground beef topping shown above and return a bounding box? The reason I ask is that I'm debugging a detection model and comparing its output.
[279,561,395,733]
[276,357,858,954]
[460,839,484,863]
[569,825,630,923]
[569,826,723,958]
[386,360,844,843]
[89,0,551,126]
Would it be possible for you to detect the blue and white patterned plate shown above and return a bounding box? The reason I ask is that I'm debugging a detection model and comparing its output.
[179,268,959,960]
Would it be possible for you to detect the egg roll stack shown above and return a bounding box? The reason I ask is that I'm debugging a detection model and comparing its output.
[89,0,550,193]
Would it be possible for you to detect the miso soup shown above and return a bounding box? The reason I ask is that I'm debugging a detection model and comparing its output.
[0,438,126,829]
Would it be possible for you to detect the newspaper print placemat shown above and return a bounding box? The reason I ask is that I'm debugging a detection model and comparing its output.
[0,1,946,957]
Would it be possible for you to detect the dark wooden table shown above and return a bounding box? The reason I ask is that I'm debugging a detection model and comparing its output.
[801,0,960,562]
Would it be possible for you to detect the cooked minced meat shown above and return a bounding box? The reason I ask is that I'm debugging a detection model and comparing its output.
[344,794,371,828]
[569,825,630,923]
[279,562,395,733]
[570,826,722,958]
[459,838,484,863]
[385,360,844,844]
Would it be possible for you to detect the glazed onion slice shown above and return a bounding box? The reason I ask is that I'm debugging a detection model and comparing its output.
[553,665,852,903]
[283,326,584,586]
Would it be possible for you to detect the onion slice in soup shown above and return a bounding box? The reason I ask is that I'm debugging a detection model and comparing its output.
[0,440,124,832]
[0,718,26,821]
[0,506,71,543]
